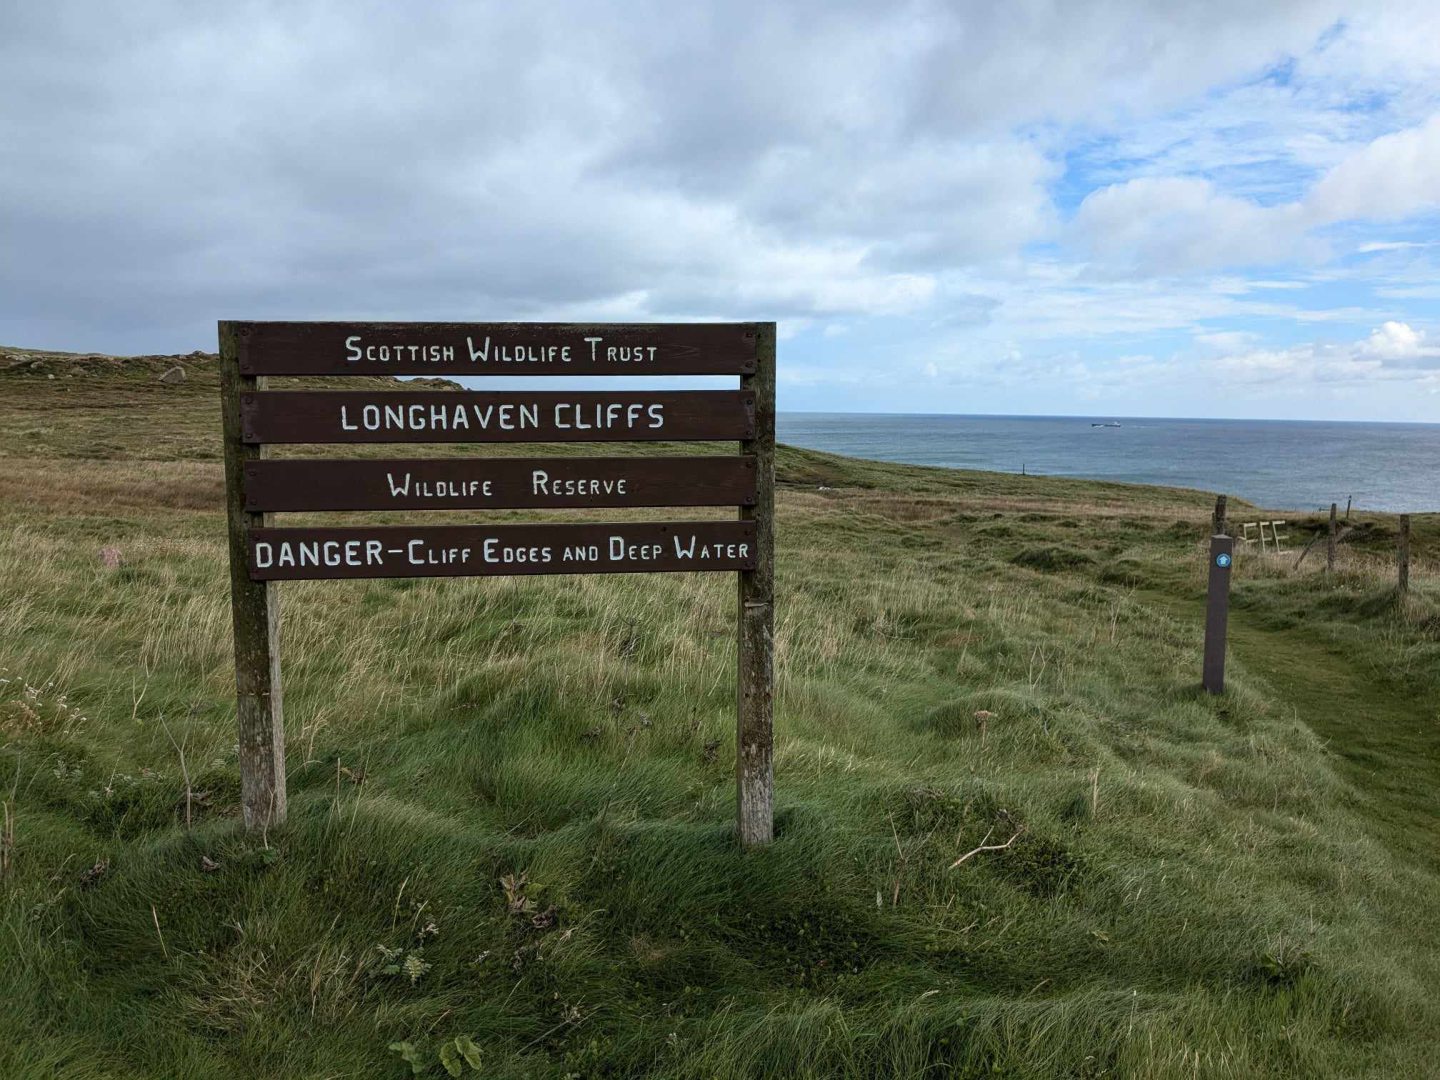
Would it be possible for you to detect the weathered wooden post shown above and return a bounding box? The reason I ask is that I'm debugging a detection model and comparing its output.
[1398,514,1411,600]
[1202,535,1234,695]
[1327,503,1337,574]
[737,322,776,847]
[1212,494,1228,537]
[219,323,287,831]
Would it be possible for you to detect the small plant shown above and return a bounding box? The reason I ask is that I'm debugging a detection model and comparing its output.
[402,952,431,984]
[387,1040,424,1076]
[374,943,431,984]
[500,871,535,916]
[0,675,87,740]
[1251,937,1313,989]
[438,1035,483,1076]
[375,944,403,970]
[51,757,83,783]
[387,1035,483,1077]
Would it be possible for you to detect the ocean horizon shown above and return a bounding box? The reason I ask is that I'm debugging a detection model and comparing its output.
[777,412,1440,514]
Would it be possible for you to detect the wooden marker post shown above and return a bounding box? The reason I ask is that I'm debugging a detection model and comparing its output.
[1327,503,1338,574]
[737,323,776,847]
[220,320,776,844]
[1398,514,1411,599]
[219,324,287,830]
[1212,494,1228,538]
[1202,535,1234,695]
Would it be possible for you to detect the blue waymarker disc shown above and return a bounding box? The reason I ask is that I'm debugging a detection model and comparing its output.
[1216,553,1232,568]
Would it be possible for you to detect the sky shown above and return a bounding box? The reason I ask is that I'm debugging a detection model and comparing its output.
[2,2,1440,421]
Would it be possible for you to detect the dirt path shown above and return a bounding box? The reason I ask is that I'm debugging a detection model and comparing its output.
[1149,588,1440,872]
[1222,612,1440,871]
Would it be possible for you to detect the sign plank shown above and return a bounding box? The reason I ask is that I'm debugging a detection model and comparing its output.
[245,456,757,511]
[228,321,758,376]
[241,390,754,444]
[248,521,756,580]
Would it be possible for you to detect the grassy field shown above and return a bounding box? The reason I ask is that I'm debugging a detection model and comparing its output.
[1,348,1438,1078]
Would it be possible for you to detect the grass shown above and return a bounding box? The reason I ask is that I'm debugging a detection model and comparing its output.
[1,348,1438,1077]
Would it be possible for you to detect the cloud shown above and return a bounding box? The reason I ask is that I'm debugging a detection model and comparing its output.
[1215,321,1440,383]
[1306,113,1440,222]
[1357,319,1437,364]
[0,0,1370,354]
[1195,330,1261,351]
[1070,177,1315,272]
[1069,110,1440,273]
[948,259,1379,344]
[1357,240,1433,253]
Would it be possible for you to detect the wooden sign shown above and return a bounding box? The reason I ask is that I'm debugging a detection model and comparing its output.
[249,521,756,580]
[219,320,776,850]
[231,321,758,376]
[245,456,756,511]
[241,390,755,444]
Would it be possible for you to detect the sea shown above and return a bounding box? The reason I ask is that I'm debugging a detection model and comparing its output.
[777,414,1440,513]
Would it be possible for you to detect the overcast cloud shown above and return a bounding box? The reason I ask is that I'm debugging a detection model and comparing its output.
[3,1,1439,419]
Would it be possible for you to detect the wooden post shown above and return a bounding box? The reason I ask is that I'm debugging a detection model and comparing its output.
[1345,496,1352,521]
[1202,535,1233,695]
[219,322,287,831]
[1398,514,1411,600]
[1326,503,1337,574]
[737,322,775,847]
[1212,494,1227,537]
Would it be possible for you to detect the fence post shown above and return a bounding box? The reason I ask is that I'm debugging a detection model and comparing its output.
[219,322,287,831]
[1327,503,1337,574]
[1398,514,1411,600]
[1202,535,1234,695]
[1212,494,1228,537]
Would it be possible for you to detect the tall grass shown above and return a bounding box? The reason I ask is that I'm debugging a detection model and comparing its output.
[1,359,1437,1077]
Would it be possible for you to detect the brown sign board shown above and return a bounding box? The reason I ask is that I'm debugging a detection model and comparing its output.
[247,521,757,580]
[228,321,758,377]
[219,318,777,847]
[244,456,756,512]
[240,390,754,444]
